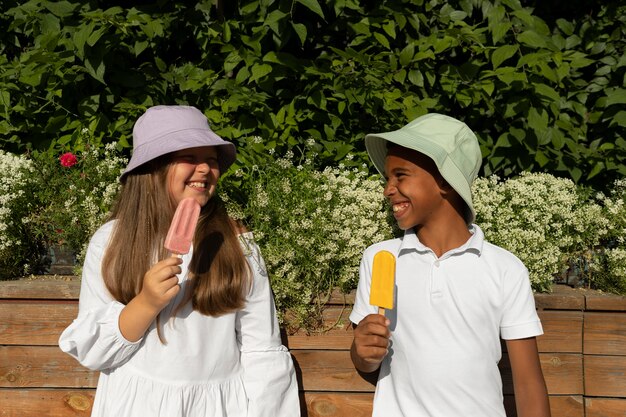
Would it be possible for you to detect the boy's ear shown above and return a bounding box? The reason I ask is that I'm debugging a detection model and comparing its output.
[437,176,453,193]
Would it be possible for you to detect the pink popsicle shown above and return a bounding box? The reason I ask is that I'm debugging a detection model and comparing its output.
[164,197,201,255]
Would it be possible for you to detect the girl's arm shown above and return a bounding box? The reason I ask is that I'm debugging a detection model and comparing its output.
[506,337,551,417]
[59,224,144,371]
[118,256,181,341]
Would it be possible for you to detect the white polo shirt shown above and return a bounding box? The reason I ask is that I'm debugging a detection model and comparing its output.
[349,225,543,417]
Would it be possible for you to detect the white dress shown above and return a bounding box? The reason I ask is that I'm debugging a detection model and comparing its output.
[59,221,300,417]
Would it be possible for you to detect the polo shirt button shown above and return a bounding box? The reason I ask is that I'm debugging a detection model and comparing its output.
[434,260,440,267]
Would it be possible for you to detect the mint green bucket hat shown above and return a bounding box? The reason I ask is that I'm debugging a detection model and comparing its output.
[365,113,482,222]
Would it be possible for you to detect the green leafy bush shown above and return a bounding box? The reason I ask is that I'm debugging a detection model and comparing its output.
[0,139,127,277]
[590,248,626,294]
[1,0,625,191]
[589,179,626,293]
[24,140,127,265]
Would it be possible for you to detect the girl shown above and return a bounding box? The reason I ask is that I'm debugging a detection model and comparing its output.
[59,105,300,417]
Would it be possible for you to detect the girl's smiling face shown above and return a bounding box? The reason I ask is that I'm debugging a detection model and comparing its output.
[167,146,220,207]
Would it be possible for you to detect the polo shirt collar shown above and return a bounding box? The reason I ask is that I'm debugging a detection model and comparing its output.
[398,224,484,257]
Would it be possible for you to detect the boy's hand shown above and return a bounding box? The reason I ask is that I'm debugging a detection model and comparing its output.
[350,313,391,373]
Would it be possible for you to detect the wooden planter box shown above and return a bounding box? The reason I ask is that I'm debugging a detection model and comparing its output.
[1,277,625,417]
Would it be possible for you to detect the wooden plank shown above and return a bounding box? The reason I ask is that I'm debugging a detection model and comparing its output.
[585,293,626,311]
[500,353,583,395]
[290,308,587,352]
[303,393,584,417]
[287,331,353,350]
[0,390,593,417]
[585,397,626,417]
[534,285,585,310]
[537,311,583,353]
[0,346,98,388]
[584,312,626,355]
[0,389,95,417]
[2,390,373,417]
[549,395,585,417]
[303,392,584,417]
[541,354,584,395]
[1,390,372,417]
[295,349,582,396]
[291,350,376,392]
[584,355,626,397]
[0,392,590,417]
[0,302,77,346]
[302,392,373,417]
[0,278,80,300]
[504,395,584,417]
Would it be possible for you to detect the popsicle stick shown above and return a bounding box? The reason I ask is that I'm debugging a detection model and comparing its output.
[378,307,385,315]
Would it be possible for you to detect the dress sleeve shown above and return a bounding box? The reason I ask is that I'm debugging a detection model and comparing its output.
[235,233,301,417]
[58,223,142,371]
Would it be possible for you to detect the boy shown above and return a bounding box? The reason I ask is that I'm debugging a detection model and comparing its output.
[349,114,550,417]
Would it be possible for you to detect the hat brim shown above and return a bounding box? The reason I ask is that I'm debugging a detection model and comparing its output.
[365,130,476,222]
[121,128,236,180]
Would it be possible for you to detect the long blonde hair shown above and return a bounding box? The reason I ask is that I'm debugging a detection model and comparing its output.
[101,155,250,316]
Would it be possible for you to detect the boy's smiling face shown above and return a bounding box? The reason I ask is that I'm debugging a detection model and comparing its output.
[383,145,447,231]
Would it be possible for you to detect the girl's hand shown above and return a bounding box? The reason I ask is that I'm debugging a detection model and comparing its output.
[137,256,183,314]
[350,313,391,373]
[119,256,183,342]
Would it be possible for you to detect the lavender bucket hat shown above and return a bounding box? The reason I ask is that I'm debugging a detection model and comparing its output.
[121,105,237,181]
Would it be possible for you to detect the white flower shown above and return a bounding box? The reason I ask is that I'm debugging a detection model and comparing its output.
[0,151,33,253]
[242,154,394,326]
[276,158,292,169]
[473,172,611,290]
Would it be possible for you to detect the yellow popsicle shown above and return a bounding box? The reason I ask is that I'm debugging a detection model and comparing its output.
[369,250,396,314]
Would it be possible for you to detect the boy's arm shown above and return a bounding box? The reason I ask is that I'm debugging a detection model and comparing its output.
[506,337,551,417]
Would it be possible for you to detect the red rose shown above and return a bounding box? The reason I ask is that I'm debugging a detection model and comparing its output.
[59,152,78,168]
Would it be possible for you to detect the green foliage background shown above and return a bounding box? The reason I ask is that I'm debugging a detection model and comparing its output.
[1,0,625,188]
